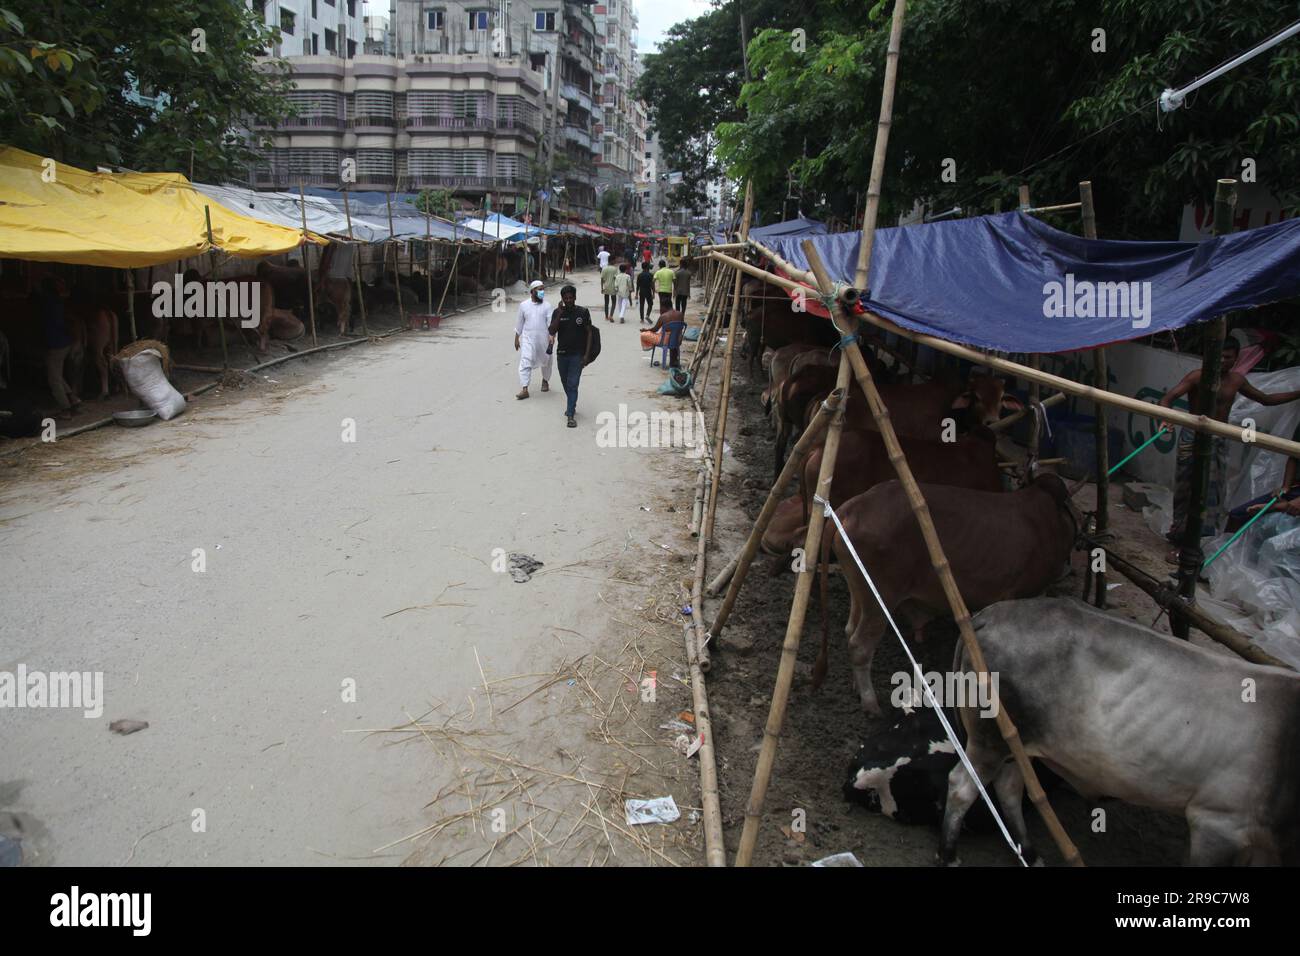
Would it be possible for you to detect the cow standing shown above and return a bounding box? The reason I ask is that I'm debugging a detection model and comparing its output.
[942,597,1300,866]
[824,474,1077,714]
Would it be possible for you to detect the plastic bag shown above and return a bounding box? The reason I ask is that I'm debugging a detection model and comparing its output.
[120,349,186,420]
[1203,512,1300,668]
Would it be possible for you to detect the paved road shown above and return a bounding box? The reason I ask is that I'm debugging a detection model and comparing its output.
[0,267,692,865]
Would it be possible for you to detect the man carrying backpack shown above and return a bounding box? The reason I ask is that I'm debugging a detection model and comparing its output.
[548,284,595,428]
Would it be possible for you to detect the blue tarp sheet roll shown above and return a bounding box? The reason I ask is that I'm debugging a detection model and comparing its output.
[748,215,828,241]
[766,211,1300,353]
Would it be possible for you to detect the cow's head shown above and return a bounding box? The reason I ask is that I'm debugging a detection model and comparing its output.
[1031,472,1084,545]
[844,712,957,825]
[950,374,1023,427]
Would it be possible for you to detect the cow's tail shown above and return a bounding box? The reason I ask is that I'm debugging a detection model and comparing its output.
[812,511,835,692]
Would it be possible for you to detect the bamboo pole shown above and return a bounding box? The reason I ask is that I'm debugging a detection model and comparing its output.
[1080,180,1110,608]
[434,240,463,318]
[425,207,433,313]
[124,268,137,341]
[386,192,405,330]
[707,390,841,634]
[681,555,726,865]
[341,188,369,337]
[702,183,754,543]
[202,205,230,369]
[689,468,706,537]
[1173,179,1236,638]
[1098,543,1288,669]
[297,184,319,347]
[737,0,908,868]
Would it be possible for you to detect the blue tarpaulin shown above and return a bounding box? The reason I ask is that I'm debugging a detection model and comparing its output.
[749,216,828,242]
[764,212,1300,353]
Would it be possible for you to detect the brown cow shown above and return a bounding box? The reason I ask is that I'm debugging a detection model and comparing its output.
[179,269,276,353]
[763,342,823,413]
[772,350,841,479]
[67,291,119,399]
[823,474,1077,714]
[761,426,1005,557]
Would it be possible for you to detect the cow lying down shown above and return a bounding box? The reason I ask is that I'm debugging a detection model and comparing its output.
[844,704,1062,833]
[942,597,1300,866]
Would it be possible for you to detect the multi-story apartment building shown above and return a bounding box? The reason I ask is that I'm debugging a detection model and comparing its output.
[639,126,662,228]
[591,0,644,225]
[248,1,602,222]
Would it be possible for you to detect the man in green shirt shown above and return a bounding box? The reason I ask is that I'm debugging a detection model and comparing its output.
[653,259,674,313]
[600,259,619,323]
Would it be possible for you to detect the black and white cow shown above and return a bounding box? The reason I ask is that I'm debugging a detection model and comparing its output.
[942,597,1300,866]
[844,705,1060,833]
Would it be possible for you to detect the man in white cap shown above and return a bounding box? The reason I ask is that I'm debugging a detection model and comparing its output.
[514,280,553,399]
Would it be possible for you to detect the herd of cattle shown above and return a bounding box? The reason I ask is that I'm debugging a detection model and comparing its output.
[731,273,1300,866]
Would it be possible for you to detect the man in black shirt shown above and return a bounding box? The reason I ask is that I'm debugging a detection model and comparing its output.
[547,285,593,428]
[635,261,655,325]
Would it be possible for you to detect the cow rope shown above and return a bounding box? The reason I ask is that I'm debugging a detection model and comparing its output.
[815,494,1030,867]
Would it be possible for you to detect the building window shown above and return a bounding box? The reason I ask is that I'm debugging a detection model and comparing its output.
[324,28,336,53]
[468,10,489,31]
[347,0,356,16]
[426,9,444,30]
[311,0,317,17]
[311,33,319,54]
[325,0,335,5]
[534,10,556,31]
[347,38,356,58]
[280,8,295,34]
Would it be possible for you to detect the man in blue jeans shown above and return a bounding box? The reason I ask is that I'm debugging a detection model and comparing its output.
[547,285,593,428]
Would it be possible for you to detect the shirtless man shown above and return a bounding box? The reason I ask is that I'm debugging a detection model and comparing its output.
[1158,337,1300,553]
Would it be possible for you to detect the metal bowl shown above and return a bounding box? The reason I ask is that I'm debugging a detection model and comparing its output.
[112,409,158,428]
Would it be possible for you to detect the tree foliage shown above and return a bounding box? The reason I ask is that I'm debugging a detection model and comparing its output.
[0,1,292,182]
[660,0,1300,237]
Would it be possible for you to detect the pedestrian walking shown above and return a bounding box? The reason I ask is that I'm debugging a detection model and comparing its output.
[614,263,633,324]
[636,261,655,324]
[513,280,552,399]
[548,284,594,428]
[653,258,674,313]
[600,257,619,322]
[597,245,610,270]
[673,259,692,315]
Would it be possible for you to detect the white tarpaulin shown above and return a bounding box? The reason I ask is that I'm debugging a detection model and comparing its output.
[194,184,389,242]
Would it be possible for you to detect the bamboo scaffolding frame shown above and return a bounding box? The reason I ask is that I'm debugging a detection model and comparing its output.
[702,184,754,544]
[1080,181,1110,607]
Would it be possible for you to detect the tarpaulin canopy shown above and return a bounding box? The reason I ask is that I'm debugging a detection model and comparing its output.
[195,184,388,242]
[457,212,556,242]
[764,211,1300,353]
[0,147,313,267]
[749,215,827,241]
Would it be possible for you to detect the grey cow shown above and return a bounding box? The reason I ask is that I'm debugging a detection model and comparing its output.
[941,597,1300,866]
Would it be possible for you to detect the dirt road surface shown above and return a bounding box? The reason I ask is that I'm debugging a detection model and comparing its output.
[0,267,706,867]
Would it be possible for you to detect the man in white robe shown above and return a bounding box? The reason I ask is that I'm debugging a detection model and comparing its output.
[514,280,554,400]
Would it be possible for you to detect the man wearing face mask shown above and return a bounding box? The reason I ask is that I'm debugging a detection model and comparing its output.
[514,280,553,400]
[548,284,593,428]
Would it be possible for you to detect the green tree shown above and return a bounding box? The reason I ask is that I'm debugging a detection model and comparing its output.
[0,0,292,182]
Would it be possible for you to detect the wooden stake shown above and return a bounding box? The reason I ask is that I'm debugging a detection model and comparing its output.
[702,183,754,543]
[1173,179,1236,637]
[124,268,137,341]
[386,191,405,329]
[298,183,318,347]
[1080,180,1109,608]
[341,188,369,337]
[202,205,230,369]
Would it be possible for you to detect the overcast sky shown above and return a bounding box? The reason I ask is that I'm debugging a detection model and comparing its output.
[635,0,710,55]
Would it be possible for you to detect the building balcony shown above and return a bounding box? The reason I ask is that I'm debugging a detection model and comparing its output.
[560,82,593,112]
[405,114,497,131]
[349,113,396,129]
[282,114,345,131]
[561,125,592,150]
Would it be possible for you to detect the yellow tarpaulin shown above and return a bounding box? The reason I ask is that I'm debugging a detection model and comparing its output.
[0,146,321,268]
